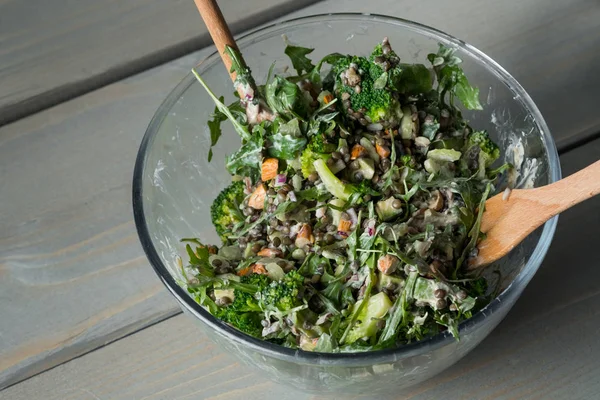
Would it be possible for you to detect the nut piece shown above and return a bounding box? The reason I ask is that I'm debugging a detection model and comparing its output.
[428,190,444,211]
[261,158,279,182]
[337,216,352,233]
[350,144,367,160]
[377,254,400,275]
[252,264,268,275]
[257,248,283,258]
[248,184,266,209]
[375,143,391,159]
[295,224,315,249]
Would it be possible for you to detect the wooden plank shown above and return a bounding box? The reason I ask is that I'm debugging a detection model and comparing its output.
[0,0,321,126]
[4,137,599,400]
[1,0,599,390]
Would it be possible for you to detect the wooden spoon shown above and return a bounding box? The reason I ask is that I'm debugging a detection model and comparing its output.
[193,0,240,83]
[469,160,600,269]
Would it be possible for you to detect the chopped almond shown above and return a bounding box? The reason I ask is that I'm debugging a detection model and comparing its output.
[350,144,367,160]
[338,217,352,233]
[252,264,268,275]
[295,224,314,248]
[323,94,334,104]
[237,266,254,276]
[375,143,391,159]
[248,184,266,209]
[261,158,278,182]
[377,254,399,275]
[257,247,283,257]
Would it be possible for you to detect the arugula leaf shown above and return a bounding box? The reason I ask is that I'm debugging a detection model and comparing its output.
[225,132,263,180]
[428,44,483,110]
[207,97,227,162]
[206,98,248,162]
[392,64,433,95]
[267,118,307,159]
[456,182,492,272]
[284,45,316,75]
[265,75,310,120]
[192,68,251,142]
[224,45,257,90]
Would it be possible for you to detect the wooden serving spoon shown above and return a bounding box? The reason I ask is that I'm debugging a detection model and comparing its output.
[469,160,600,269]
[193,0,245,84]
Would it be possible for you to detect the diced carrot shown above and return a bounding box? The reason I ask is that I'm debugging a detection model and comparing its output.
[377,254,399,275]
[248,184,266,209]
[338,217,352,233]
[323,94,334,104]
[295,224,314,248]
[252,264,268,275]
[238,266,254,276]
[375,143,391,159]
[350,144,367,160]
[261,158,279,182]
[257,248,283,257]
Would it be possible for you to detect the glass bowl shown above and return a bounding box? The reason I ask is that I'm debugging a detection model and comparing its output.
[133,13,560,395]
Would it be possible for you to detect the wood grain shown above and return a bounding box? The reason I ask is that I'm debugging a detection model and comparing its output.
[193,0,239,82]
[0,0,321,126]
[473,160,600,268]
[4,137,599,399]
[1,0,599,391]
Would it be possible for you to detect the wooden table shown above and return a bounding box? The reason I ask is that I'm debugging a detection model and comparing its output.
[1,0,599,398]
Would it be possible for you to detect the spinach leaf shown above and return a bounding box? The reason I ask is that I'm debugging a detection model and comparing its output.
[284,45,315,75]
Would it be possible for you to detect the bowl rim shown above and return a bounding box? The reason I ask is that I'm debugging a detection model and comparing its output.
[133,12,561,366]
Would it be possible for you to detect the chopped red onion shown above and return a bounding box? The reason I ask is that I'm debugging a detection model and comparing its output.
[274,174,287,187]
[338,231,349,238]
[288,191,297,202]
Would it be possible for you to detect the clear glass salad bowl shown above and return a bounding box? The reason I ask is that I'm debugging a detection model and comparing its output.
[133,13,560,395]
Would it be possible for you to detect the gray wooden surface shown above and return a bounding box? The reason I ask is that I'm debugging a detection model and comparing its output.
[1,0,599,396]
[3,138,599,400]
[0,0,321,126]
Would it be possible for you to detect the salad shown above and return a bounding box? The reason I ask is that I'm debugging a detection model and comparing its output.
[179,38,510,352]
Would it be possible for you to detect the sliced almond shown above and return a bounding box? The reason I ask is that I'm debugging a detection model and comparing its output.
[248,184,266,210]
[350,144,367,160]
[295,224,314,249]
[377,254,400,275]
[261,158,279,182]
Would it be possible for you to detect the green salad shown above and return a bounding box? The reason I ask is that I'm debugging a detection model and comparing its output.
[179,38,510,352]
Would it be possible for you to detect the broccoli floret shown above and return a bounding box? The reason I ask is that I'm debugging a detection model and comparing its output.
[345,292,393,344]
[461,131,500,177]
[210,181,246,242]
[213,273,270,337]
[469,131,500,167]
[214,307,263,337]
[332,54,402,124]
[300,147,329,178]
[259,270,305,311]
[308,134,337,154]
[313,158,354,201]
[299,135,336,178]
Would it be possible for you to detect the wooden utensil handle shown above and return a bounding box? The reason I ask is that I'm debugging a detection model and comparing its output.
[194,0,238,82]
[534,159,600,219]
